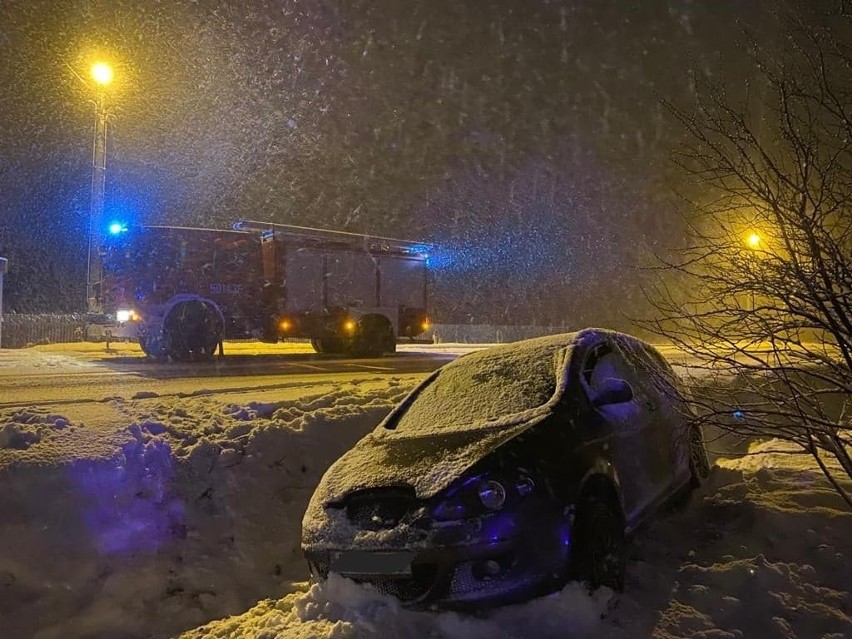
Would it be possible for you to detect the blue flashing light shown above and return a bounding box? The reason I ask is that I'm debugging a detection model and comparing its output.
[733,410,745,420]
[405,244,432,258]
[108,222,128,235]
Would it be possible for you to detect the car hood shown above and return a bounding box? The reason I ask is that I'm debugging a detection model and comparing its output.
[317,413,549,506]
[301,413,548,551]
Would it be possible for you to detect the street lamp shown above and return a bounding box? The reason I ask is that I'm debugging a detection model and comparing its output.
[746,232,761,250]
[0,257,7,349]
[744,231,762,310]
[86,61,113,314]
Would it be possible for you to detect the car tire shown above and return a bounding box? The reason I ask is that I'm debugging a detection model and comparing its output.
[573,499,626,592]
[688,424,712,488]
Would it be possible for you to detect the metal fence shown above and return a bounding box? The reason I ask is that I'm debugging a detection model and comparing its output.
[0,314,86,348]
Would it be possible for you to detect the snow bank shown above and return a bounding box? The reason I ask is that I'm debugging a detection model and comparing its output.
[179,574,612,639]
[0,380,416,639]
[0,407,71,449]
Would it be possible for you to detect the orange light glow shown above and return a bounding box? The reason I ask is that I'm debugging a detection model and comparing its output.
[746,232,761,249]
[91,62,114,86]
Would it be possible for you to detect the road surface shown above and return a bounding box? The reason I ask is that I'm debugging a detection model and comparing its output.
[0,343,466,409]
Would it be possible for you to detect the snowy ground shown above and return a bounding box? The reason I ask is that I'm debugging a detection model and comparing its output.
[0,342,849,638]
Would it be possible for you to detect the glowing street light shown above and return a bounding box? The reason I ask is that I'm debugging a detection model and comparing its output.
[746,232,761,249]
[91,62,114,86]
[86,61,114,314]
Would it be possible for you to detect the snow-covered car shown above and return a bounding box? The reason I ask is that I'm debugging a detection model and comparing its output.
[301,328,710,608]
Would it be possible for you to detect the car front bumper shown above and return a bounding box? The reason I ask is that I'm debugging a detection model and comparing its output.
[304,518,571,609]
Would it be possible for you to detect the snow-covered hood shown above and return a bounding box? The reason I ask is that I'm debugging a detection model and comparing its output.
[301,409,552,551]
[314,411,550,505]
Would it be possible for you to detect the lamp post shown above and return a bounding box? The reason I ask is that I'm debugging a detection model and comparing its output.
[86,61,113,314]
[0,257,7,349]
[745,231,761,311]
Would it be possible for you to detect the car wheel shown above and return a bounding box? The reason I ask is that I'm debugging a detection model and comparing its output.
[573,499,626,592]
[688,424,711,487]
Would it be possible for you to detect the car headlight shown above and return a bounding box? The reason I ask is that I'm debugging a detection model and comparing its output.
[478,480,506,511]
[431,473,532,521]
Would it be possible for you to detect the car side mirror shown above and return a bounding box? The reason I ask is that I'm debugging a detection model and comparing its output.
[591,377,634,407]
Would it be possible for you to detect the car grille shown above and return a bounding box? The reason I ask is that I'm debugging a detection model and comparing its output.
[362,563,439,602]
[345,486,417,530]
[308,555,438,603]
[449,561,480,595]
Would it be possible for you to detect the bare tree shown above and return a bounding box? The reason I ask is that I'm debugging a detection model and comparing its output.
[644,8,852,507]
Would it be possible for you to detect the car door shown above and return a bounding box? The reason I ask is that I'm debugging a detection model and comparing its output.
[579,339,668,522]
[621,339,685,491]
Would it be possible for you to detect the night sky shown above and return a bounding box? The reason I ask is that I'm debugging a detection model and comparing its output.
[0,0,803,323]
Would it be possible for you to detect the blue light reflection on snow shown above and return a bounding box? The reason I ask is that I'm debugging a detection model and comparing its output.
[67,437,184,555]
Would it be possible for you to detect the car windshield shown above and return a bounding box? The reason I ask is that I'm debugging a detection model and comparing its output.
[386,336,570,435]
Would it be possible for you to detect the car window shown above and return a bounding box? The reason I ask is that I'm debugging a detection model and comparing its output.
[615,337,681,404]
[582,343,633,395]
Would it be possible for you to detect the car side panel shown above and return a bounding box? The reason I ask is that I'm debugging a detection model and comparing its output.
[568,337,668,525]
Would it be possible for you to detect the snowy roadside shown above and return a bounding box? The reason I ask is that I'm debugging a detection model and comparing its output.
[0,344,849,638]
[177,443,852,639]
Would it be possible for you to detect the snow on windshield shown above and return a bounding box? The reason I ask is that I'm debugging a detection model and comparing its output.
[387,333,576,435]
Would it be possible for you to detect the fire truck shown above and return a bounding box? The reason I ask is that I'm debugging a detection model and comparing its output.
[98,220,431,360]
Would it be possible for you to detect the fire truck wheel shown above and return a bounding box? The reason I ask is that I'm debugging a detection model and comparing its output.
[312,335,344,355]
[163,300,223,362]
[139,335,169,360]
[352,315,395,357]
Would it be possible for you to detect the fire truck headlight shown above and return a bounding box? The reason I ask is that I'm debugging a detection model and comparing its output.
[116,309,140,323]
[421,318,431,331]
[343,319,357,333]
[279,319,292,332]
